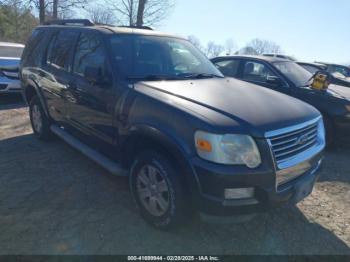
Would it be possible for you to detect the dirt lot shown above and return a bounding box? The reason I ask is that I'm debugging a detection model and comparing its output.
[0,94,349,255]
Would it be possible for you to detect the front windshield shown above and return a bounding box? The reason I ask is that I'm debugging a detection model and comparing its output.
[109,35,223,80]
[273,61,313,87]
[328,65,350,78]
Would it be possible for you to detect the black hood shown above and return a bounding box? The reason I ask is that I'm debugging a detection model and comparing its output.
[135,77,320,137]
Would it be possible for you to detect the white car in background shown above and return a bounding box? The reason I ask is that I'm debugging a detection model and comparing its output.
[0,42,24,93]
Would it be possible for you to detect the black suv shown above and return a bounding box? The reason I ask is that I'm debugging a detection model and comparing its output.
[20,20,325,229]
[212,56,350,145]
[297,61,350,88]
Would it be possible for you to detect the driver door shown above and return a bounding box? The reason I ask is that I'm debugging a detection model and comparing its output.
[66,32,116,145]
[240,60,282,91]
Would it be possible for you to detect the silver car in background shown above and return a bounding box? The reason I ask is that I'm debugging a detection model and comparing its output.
[0,42,24,93]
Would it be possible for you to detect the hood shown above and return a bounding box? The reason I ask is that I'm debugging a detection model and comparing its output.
[0,57,20,70]
[134,77,320,137]
[327,84,350,101]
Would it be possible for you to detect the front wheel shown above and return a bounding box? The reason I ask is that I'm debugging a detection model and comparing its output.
[130,151,189,230]
[29,96,52,140]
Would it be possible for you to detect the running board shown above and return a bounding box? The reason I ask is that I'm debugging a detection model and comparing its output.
[50,125,129,176]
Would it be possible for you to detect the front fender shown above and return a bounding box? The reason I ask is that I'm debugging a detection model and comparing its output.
[24,77,50,118]
[124,124,202,202]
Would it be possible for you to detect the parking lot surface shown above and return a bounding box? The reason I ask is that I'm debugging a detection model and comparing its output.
[0,94,349,255]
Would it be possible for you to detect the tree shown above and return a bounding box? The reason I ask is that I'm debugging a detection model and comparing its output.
[188,35,203,52]
[225,38,237,55]
[52,0,57,19]
[136,0,145,26]
[27,0,91,24]
[106,0,174,26]
[236,46,258,55]
[0,0,38,43]
[85,5,117,25]
[245,38,282,55]
[205,41,224,58]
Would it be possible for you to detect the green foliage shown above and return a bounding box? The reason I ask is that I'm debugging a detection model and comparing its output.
[0,1,39,44]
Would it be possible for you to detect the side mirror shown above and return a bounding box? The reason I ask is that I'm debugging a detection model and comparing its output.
[266,75,283,86]
[84,66,110,86]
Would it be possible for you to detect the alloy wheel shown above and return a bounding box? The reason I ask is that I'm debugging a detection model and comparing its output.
[136,164,170,217]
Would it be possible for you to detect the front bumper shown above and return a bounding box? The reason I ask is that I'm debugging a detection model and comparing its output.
[191,150,323,217]
[0,77,21,93]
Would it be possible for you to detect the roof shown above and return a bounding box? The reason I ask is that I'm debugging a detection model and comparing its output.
[315,61,349,68]
[297,61,327,68]
[212,55,291,63]
[37,24,186,40]
[0,42,25,48]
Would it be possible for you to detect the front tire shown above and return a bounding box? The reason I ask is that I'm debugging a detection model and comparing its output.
[130,151,189,230]
[29,96,52,140]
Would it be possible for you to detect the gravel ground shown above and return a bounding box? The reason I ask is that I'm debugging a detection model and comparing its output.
[0,94,349,255]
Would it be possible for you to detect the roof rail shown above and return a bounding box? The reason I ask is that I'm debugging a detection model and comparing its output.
[118,25,153,30]
[44,19,95,26]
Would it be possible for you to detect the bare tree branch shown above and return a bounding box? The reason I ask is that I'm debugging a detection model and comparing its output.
[105,0,174,26]
[85,5,118,25]
[243,38,283,55]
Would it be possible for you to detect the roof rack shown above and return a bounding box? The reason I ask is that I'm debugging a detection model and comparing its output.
[118,25,153,30]
[44,19,95,26]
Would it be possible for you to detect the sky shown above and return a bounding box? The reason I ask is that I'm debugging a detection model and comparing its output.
[155,0,350,64]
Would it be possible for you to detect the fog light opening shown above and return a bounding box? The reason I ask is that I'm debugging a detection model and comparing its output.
[224,188,254,200]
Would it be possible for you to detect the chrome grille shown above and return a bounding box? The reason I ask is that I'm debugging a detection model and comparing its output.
[268,121,319,166]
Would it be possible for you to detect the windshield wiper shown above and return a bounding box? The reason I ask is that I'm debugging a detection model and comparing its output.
[126,75,180,81]
[179,73,224,79]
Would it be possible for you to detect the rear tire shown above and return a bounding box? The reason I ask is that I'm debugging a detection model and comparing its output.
[29,96,52,140]
[130,151,189,230]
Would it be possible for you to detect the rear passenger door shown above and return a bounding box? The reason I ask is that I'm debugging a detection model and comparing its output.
[66,31,116,144]
[41,29,79,123]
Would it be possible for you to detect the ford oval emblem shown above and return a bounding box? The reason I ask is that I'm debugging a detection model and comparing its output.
[297,134,309,145]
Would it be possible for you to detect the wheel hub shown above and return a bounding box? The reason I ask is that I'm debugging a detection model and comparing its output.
[136,164,170,217]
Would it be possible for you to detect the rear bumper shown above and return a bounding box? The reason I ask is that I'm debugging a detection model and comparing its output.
[0,77,21,93]
[191,151,323,217]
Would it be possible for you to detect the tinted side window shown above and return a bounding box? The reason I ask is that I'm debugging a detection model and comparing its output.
[73,33,106,77]
[214,59,240,77]
[242,61,276,83]
[22,29,48,66]
[47,30,78,70]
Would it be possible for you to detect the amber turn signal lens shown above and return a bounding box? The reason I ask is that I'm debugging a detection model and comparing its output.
[196,139,212,152]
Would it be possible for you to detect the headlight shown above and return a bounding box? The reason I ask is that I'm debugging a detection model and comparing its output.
[194,131,261,168]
